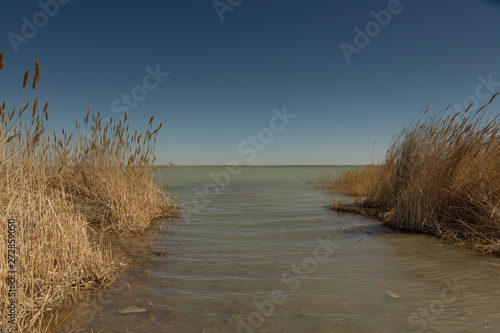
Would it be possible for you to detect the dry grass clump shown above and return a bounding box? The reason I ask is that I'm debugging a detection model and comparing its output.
[0,59,112,332]
[0,54,175,332]
[0,192,111,332]
[319,165,381,197]
[331,96,500,254]
[315,174,336,189]
[49,110,177,234]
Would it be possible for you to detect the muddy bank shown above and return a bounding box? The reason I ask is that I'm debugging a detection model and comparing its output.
[49,219,174,332]
[331,201,500,256]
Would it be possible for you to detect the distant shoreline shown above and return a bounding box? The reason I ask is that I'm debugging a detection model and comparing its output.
[158,164,371,167]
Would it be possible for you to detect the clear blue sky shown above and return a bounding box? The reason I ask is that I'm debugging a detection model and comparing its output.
[1,0,499,165]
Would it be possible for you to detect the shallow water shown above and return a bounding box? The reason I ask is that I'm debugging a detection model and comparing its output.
[64,166,500,332]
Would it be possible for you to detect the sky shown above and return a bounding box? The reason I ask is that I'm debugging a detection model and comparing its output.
[1,0,500,165]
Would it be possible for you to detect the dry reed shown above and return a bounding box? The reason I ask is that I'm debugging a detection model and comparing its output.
[317,165,381,197]
[0,54,176,332]
[48,109,177,234]
[329,97,500,254]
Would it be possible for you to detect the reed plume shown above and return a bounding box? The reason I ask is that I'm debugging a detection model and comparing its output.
[23,69,29,88]
[32,59,40,90]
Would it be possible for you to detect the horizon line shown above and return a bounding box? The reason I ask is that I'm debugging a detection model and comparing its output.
[156,164,373,167]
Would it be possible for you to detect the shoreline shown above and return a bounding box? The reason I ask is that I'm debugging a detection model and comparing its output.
[163,164,369,167]
[49,218,174,332]
[330,201,500,256]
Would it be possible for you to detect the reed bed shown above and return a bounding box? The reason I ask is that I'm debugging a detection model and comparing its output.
[316,165,381,197]
[328,96,500,254]
[49,109,176,234]
[0,54,176,332]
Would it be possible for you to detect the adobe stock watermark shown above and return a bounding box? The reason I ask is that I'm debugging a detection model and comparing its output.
[181,106,296,222]
[7,0,71,54]
[339,0,410,64]
[237,233,339,333]
[6,219,17,332]
[445,74,500,122]
[403,277,466,333]
[213,0,243,22]
[111,64,170,120]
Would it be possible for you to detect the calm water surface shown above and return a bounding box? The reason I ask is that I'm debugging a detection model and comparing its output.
[64,166,500,332]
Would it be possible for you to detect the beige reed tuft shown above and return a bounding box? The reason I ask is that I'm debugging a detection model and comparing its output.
[0,54,177,332]
[326,97,500,254]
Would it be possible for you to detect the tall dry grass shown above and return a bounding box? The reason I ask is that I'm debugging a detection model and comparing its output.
[317,165,381,197]
[49,109,176,234]
[330,96,500,254]
[0,54,176,332]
